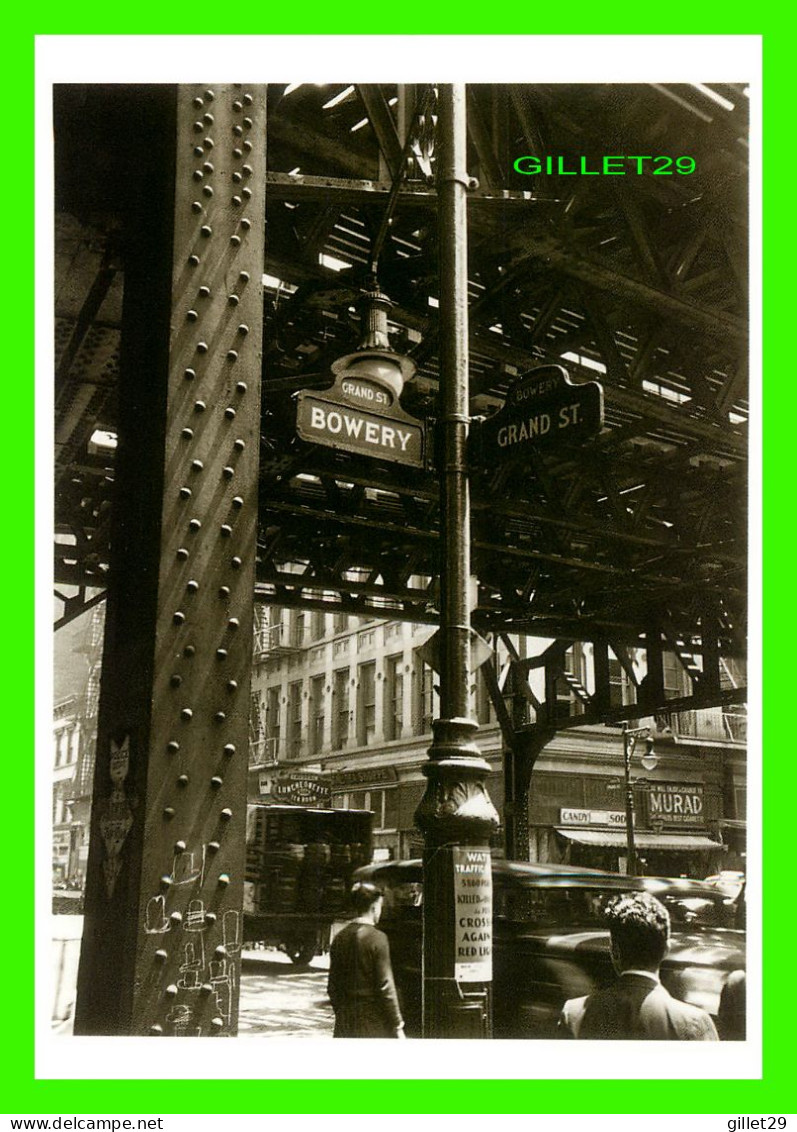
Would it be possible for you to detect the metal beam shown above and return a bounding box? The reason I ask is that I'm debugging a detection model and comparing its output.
[74,84,267,1038]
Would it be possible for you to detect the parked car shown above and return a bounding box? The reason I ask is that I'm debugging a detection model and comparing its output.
[353,858,746,1039]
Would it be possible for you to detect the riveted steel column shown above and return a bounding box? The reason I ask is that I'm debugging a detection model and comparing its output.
[74,85,266,1036]
[414,84,499,1039]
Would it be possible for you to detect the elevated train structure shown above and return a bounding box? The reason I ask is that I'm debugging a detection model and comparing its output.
[52,81,749,1036]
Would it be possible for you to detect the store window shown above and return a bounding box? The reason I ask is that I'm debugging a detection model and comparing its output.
[335,788,397,829]
[357,661,376,746]
[384,654,404,740]
[332,668,350,749]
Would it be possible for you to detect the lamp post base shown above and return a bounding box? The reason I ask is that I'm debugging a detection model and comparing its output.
[415,718,499,1039]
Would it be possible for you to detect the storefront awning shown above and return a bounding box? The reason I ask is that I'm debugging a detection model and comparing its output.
[555,829,725,852]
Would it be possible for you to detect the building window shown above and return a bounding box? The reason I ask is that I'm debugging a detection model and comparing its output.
[249,691,264,744]
[663,650,687,697]
[413,650,437,735]
[334,613,348,633]
[310,610,326,641]
[290,611,306,649]
[608,657,627,707]
[384,654,404,741]
[310,674,326,755]
[266,686,281,740]
[358,628,376,650]
[357,661,376,746]
[333,637,349,658]
[287,681,303,758]
[333,668,350,749]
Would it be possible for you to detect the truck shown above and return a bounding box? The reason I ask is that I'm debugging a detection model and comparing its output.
[243,803,374,965]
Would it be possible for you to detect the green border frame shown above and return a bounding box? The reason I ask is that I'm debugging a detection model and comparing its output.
[16,19,780,1118]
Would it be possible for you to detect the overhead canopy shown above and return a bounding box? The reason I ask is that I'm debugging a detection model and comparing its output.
[556,829,725,852]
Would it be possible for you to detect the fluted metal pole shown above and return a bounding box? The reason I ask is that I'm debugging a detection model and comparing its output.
[415,84,499,1039]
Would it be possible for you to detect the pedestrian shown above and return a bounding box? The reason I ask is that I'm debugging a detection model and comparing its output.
[327,881,406,1039]
[558,890,719,1040]
[717,969,746,1040]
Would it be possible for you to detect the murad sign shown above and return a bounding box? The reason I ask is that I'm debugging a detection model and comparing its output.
[480,364,603,459]
[646,783,705,825]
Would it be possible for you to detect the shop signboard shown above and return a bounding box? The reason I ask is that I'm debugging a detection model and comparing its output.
[646,783,704,825]
[479,364,603,460]
[560,807,626,827]
[296,373,425,467]
[273,770,331,807]
[453,848,492,982]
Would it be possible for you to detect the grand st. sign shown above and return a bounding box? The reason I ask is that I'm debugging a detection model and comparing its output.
[296,371,425,468]
[479,364,603,458]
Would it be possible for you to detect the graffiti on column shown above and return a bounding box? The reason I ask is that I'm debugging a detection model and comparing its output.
[98,735,135,897]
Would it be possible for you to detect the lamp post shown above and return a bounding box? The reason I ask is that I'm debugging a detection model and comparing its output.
[622,724,657,876]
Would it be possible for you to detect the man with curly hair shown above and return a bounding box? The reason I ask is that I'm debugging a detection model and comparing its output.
[559,890,719,1040]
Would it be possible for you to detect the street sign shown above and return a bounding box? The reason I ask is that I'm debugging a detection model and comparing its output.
[478,364,603,460]
[296,359,426,467]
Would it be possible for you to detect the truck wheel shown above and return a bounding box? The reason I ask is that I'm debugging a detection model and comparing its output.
[285,941,316,966]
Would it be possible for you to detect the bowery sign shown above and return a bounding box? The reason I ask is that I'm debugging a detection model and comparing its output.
[296,370,426,468]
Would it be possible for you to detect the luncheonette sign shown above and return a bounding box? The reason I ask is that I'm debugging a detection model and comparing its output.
[453,848,492,982]
[296,369,425,467]
[273,771,331,807]
[479,364,603,459]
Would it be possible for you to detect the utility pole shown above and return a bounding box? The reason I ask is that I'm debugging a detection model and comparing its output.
[415,84,499,1039]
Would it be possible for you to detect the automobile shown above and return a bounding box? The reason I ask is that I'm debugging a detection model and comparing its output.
[353,857,746,1039]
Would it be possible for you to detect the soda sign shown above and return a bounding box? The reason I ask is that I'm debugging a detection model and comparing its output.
[479,364,603,459]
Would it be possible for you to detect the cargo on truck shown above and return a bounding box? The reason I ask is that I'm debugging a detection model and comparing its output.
[243,803,374,965]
